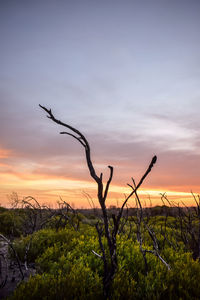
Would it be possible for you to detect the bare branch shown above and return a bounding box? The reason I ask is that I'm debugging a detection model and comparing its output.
[40,104,158,298]
[92,250,102,259]
[60,131,86,147]
[95,223,107,273]
[39,104,100,183]
[82,191,96,214]
[103,166,113,202]
[116,156,157,230]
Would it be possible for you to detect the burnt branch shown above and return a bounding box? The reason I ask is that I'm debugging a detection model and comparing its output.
[39,104,100,184]
[60,131,86,147]
[95,223,107,273]
[128,180,171,271]
[114,156,157,235]
[103,166,113,202]
[40,104,157,298]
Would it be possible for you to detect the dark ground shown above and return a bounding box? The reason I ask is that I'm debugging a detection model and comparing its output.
[0,242,36,299]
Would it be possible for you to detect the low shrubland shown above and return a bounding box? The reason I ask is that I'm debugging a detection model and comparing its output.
[5,215,200,300]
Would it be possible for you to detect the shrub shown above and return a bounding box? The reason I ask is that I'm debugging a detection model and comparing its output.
[0,210,23,237]
[8,218,200,299]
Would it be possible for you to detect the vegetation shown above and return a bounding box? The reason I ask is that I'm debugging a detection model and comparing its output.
[0,200,200,299]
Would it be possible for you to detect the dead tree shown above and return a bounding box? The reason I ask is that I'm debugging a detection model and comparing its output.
[160,192,200,260]
[40,104,157,299]
[10,195,57,270]
[128,179,171,274]
[55,198,80,232]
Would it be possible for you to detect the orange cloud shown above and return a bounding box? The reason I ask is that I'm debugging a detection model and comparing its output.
[0,147,13,159]
[0,146,199,208]
[0,166,198,208]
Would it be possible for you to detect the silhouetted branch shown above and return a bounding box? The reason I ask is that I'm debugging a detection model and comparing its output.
[103,166,113,202]
[39,104,100,183]
[60,131,86,147]
[128,180,171,271]
[114,156,157,236]
[40,104,157,298]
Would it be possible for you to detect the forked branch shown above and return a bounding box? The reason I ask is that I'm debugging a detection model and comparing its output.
[40,104,158,298]
[39,104,100,184]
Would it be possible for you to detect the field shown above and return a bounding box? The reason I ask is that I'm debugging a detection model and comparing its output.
[0,195,200,300]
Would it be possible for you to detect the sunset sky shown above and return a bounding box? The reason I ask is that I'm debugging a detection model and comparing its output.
[0,0,200,208]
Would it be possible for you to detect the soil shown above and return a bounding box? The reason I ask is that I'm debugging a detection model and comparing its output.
[0,241,36,299]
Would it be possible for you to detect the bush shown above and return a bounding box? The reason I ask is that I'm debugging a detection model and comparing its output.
[0,210,23,237]
[6,213,200,300]
[10,270,102,300]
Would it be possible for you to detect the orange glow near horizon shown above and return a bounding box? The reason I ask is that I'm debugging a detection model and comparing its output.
[0,172,198,208]
[0,146,199,208]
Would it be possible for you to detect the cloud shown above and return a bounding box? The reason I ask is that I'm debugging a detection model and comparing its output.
[132,115,200,154]
[0,147,13,159]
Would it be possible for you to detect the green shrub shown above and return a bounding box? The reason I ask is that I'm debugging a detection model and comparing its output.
[0,210,23,237]
[10,269,102,300]
[8,218,200,299]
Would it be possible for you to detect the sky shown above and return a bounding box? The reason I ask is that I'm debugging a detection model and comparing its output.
[0,0,200,208]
